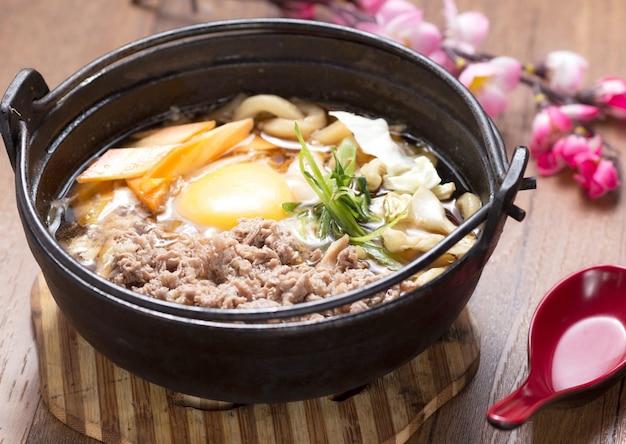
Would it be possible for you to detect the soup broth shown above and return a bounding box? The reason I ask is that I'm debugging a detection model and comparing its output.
[48,94,480,320]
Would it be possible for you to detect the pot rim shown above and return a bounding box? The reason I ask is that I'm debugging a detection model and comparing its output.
[10,18,520,325]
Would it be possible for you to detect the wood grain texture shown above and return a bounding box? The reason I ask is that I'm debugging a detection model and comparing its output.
[31,274,479,444]
[1,0,626,443]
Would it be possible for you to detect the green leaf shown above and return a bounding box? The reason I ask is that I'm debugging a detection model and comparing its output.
[282,201,302,214]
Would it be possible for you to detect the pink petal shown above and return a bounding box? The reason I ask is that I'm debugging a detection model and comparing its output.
[544,51,588,95]
[383,10,423,36]
[554,133,603,168]
[536,151,566,176]
[443,0,489,53]
[546,106,574,131]
[407,21,443,56]
[598,76,626,94]
[452,11,490,47]
[357,0,387,14]
[429,48,455,71]
[529,107,573,157]
[280,2,315,19]
[369,1,426,46]
[443,0,458,25]
[458,58,519,117]
[560,103,601,121]
[529,112,553,157]
[605,94,626,118]
[480,88,509,117]
[358,1,443,58]
[574,151,600,176]
[356,22,383,34]
[576,156,620,199]
[458,62,495,88]
[592,159,621,194]
[594,76,626,98]
[476,84,510,117]
[376,0,421,22]
[490,56,522,92]
[591,77,626,119]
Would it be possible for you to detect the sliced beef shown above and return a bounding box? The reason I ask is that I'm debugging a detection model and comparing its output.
[98,217,420,319]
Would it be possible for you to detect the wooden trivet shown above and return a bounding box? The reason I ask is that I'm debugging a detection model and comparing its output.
[30,274,480,444]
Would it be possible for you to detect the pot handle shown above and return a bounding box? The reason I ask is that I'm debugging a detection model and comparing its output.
[1,69,50,171]
[481,145,536,247]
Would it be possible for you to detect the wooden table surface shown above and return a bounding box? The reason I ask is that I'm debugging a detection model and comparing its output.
[2,0,626,443]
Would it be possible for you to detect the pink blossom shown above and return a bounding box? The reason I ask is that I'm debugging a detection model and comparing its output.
[544,51,588,95]
[356,0,387,14]
[428,48,454,70]
[557,133,603,167]
[529,106,574,157]
[442,0,489,54]
[458,56,521,117]
[536,151,566,176]
[536,133,602,176]
[589,76,626,119]
[573,155,620,198]
[357,0,443,60]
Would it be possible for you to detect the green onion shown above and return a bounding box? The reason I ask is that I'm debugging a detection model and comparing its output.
[283,124,406,270]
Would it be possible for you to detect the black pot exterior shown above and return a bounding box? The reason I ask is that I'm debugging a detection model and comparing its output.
[2,19,527,403]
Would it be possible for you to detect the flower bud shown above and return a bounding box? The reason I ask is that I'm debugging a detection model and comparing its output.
[588,77,626,119]
[544,51,588,95]
[443,0,489,53]
[357,0,443,61]
[529,106,573,157]
[573,156,620,198]
[559,103,601,121]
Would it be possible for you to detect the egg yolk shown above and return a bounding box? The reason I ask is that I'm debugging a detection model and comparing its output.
[175,162,295,229]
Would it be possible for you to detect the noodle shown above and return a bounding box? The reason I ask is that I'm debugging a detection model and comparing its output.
[233,95,327,139]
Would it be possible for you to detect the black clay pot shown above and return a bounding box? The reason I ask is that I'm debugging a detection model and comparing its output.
[1,19,532,404]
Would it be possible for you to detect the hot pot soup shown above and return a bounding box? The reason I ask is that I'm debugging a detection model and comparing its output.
[48,94,480,320]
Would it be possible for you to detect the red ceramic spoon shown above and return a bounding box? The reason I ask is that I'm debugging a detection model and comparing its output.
[487,264,626,429]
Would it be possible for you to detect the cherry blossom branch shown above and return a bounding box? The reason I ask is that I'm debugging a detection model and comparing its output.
[267,0,623,198]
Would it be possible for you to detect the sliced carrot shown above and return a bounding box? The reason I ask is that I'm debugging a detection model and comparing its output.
[77,121,217,184]
[76,145,176,183]
[144,118,254,179]
[126,177,171,212]
[130,118,254,211]
[133,120,216,147]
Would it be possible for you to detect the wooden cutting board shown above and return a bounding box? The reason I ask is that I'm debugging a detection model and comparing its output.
[30,274,480,444]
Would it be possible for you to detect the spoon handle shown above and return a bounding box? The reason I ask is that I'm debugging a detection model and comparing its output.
[487,380,551,430]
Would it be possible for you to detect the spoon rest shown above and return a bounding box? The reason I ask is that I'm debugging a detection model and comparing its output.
[487,264,626,429]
